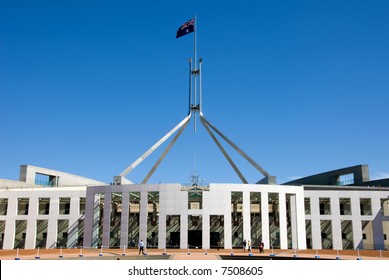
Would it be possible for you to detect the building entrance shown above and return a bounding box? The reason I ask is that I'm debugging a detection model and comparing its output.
[188,215,202,248]
[188,230,202,248]
[168,232,180,248]
[210,232,220,248]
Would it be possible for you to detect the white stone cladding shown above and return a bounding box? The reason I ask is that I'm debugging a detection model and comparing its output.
[82,183,306,250]
[0,186,85,249]
[1,180,388,250]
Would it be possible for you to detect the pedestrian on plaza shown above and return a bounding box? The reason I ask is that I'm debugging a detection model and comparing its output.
[259,241,264,253]
[138,240,144,255]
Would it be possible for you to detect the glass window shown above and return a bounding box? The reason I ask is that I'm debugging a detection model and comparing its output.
[79,197,86,215]
[110,193,122,247]
[339,198,351,215]
[38,198,50,215]
[360,198,372,216]
[59,198,71,215]
[188,191,202,210]
[36,220,48,248]
[57,219,69,248]
[0,198,8,215]
[319,198,331,215]
[304,197,311,215]
[18,198,29,215]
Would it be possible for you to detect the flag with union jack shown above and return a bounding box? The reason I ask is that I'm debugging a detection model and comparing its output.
[176,18,195,38]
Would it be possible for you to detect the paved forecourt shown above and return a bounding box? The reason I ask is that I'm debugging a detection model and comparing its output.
[1,248,389,260]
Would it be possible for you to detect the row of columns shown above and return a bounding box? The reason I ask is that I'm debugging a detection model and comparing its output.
[83,186,306,250]
[307,193,389,250]
[1,196,83,249]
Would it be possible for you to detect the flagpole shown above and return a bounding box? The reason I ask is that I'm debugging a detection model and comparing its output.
[188,58,192,116]
[194,14,197,73]
[199,57,202,115]
[193,14,197,132]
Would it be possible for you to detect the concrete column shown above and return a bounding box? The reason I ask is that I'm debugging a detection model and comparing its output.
[67,217,79,248]
[157,187,167,250]
[158,214,167,249]
[372,196,385,249]
[139,190,148,247]
[120,190,129,248]
[180,214,188,249]
[91,194,101,248]
[243,191,251,243]
[3,219,15,250]
[224,207,232,249]
[330,196,342,250]
[295,192,307,249]
[102,192,111,248]
[279,192,288,249]
[67,197,80,248]
[83,189,94,248]
[310,196,322,249]
[2,197,16,249]
[25,197,38,249]
[261,191,269,249]
[290,194,298,249]
[47,197,59,248]
[351,196,363,249]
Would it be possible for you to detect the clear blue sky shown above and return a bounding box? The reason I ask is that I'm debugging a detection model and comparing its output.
[1,0,388,185]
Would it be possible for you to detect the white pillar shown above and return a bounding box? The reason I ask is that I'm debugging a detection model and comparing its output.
[279,192,288,249]
[290,194,298,249]
[139,190,148,247]
[67,197,80,248]
[372,196,385,249]
[2,197,16,249]
[91,194,101,248]
[102,191,111,248]
[310,196,322,249]
[158,214,167,249]
[351,196,363,249]
[47,196,59,248]
[158,186,167,249]
[224,208,232,249]
[3,219,15,250]
[83,188,95,248]
[295,191,307,249]
[25,197,38,249]
[330,196,342,250]
[120,190,129,248]
[180,214,188,249]
[261,192,270,249]
[243,191,251,244]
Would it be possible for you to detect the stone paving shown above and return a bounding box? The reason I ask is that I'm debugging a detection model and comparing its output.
[0,248,388,260]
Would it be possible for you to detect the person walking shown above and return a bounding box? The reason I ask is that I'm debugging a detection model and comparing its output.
[259,241,264,253]
[138,240,144,255]
[247,240,251,252]
[258,241,263,253]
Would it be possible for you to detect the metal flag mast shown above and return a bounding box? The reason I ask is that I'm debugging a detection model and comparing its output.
[191,14,200,132]
[114,16,275,185]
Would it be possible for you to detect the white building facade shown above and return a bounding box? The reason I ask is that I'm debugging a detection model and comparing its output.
[82,183,306,250]
[1,169,389,251]
[304,186,389,250]
[0,186,86,249]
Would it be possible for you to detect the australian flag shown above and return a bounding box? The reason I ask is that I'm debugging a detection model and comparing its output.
[176,18,195,38]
